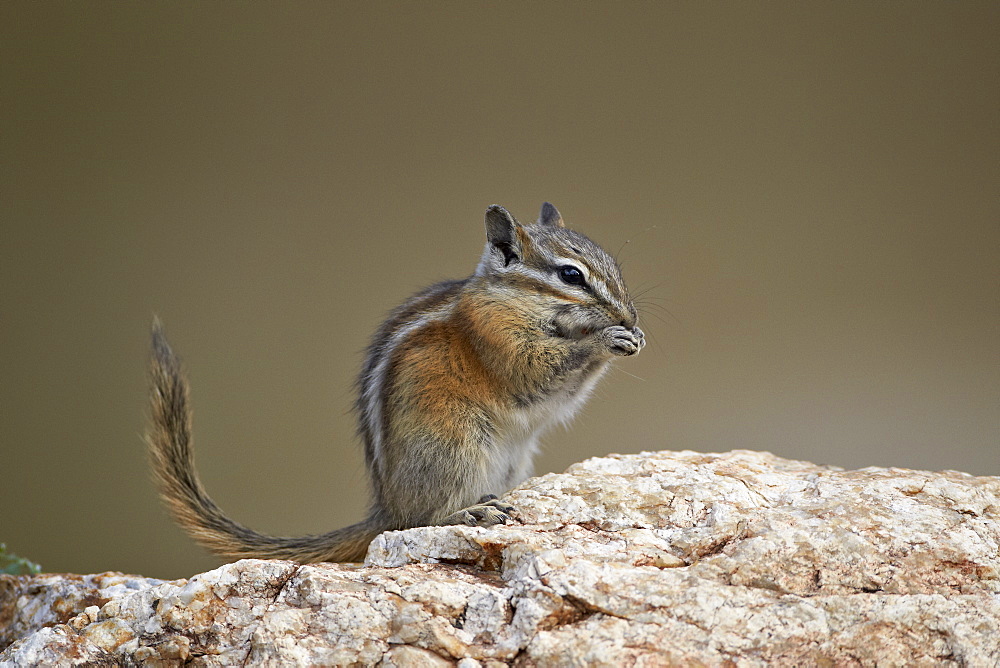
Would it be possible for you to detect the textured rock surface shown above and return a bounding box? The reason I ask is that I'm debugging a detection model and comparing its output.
[0,571,168,652]
[2,450,998,665]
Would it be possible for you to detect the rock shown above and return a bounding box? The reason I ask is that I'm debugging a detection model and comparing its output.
[0,571,169,652]
[2,449,998,665]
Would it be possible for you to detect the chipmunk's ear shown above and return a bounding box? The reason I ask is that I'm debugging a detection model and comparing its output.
[485,205,521,266]
[538,202,564,227]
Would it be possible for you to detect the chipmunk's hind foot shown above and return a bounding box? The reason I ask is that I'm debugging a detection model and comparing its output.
[440,495,514,527]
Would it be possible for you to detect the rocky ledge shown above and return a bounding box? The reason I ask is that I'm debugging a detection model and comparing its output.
[2,450,998,666]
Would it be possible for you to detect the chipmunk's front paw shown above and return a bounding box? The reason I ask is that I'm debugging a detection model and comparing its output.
[600,325,645,356]
[440,495,514,527]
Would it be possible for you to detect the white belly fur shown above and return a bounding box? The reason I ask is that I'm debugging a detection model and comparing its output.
[485,360,611,496]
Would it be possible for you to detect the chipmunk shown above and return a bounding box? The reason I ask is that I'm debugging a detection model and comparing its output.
[147,203,644,563]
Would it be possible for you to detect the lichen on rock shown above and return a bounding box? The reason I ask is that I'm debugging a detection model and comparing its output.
[2,450,998,665]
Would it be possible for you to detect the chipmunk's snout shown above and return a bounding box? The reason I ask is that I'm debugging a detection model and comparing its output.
[618,307,639,330]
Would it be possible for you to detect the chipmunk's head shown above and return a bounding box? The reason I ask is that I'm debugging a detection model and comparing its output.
[475,203,638,339]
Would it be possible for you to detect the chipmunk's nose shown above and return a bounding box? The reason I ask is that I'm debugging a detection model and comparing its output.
[619,306,638,329]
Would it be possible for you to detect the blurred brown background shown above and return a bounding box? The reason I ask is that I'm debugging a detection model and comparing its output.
[2,3,997,581]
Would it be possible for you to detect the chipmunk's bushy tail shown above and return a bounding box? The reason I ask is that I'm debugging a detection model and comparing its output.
[146,320,380,563]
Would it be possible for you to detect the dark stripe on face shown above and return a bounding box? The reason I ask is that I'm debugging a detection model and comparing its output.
[507,272,588,304]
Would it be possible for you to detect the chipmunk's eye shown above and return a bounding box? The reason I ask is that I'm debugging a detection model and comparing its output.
[558,265,586,286]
